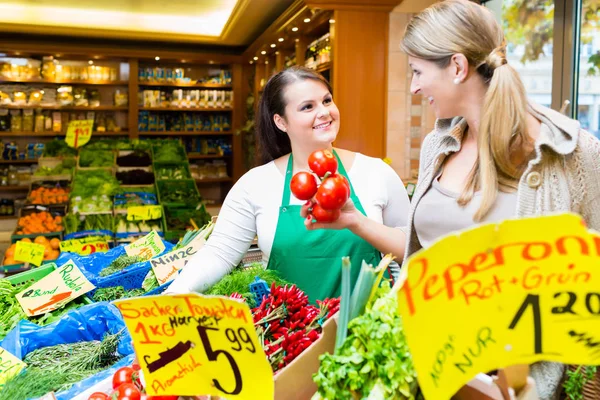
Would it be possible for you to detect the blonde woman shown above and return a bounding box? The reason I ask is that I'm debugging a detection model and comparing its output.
[304,0,600,398]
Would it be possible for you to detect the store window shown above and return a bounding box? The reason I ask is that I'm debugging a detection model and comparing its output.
[485,0,555,108]
[575,0,600,138]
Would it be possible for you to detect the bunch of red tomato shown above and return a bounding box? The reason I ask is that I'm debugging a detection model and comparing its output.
[290,149,351,222]
[87,364,178,400]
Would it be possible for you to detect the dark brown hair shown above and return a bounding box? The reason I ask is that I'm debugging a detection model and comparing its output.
[256,66,332,165]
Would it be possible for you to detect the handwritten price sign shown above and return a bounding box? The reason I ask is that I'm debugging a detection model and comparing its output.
[14,241,45,266]
[127,205,163,222]
[16,260,95,317]
[125,231,165,261]
[114,294,274,399]
[0,347,26,390]
[150,236,206,286]
[60,237,110,256]
[397,213,600,400]
[65,120,94,148]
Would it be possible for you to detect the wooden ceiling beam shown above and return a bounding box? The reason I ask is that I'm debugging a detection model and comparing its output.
[305,0,401,12]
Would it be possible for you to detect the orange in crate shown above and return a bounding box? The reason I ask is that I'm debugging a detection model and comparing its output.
[28,186,70,205]
[16,212,64,234]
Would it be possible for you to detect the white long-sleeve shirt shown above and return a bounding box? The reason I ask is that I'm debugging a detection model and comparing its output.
[168,153,410,293]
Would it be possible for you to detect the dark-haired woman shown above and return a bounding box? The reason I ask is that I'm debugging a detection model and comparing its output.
[168,67,410,302]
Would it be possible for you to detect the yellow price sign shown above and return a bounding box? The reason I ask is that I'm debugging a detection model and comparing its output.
[114,294,274,399]
[125,231,165,261]
[16,260,95,317]
[65,120,94,148]
[127,205,163,222]
[0,347,26,390]
[60,237,110,256]
[397,213,600,400]
[14,241,45,266]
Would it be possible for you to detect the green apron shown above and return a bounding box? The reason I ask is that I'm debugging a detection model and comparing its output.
[266,150,382,303]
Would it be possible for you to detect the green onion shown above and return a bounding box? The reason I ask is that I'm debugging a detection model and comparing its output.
[335,256,352,350]
[349,260,376,321]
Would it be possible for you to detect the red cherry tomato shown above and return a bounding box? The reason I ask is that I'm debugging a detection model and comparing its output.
[88,393,109,400]
[311,204,341,223]
[114,383,141,400]
[290,172,318,200]
[308,149,338,178]
[112,366,138,390]
[315,174,350,210]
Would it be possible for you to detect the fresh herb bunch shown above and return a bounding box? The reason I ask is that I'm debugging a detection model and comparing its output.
[98,255,143,277]
[92,286,146,302]
[564,365,599,400]
[313,282,418,400]
[0,331,123,400]
[205,265,290,307]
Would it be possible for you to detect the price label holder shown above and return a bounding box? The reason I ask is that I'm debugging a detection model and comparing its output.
[16,259,95,317]
[397,213,600,400]
[60,237,110,256]
[0,347,26,390]
[14,241,45,267]
[127,205,163,222]
[125,231,165,261]
[150,235,206,286]
[65,120,94,148]
[114,294,274,399]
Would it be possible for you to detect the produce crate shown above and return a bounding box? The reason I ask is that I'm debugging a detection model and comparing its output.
[162,205,211,242]
[113,188,158,214]
[156,179,201,208]
[151,139,186,163]
[26,180,71,206]
[12,205,65,242]
[113,212,164,239]
[88,261,153,298]
[31,156,76,182]
[153,161,192,180]
[116,149,153,167]
[116,166,155,186]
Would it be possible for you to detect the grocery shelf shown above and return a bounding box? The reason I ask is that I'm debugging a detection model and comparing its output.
[138,107,233,112]
[2,105,128,111]
[0,185,29,191]
[139,82,232,89]
[0,159,38,164]
[0,78,128,86]
[140,131,232,136]
[0,215,18,219]
[195,178,233,184]
[1,131,127,137]
[188,153,232,159]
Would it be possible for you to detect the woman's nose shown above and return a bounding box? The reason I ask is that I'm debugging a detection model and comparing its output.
[410,79,420,95]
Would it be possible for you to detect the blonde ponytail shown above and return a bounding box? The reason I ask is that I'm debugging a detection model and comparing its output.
[401,0,532,221]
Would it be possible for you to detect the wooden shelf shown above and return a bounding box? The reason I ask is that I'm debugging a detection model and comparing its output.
[195,178,233,183]
[316,62,332,73]
[0,78,128,86]
[140,131,232,136]
[0,215,17,219]
[1,131,127,137]
[0,185,29,191]
[188,153,232,159]
[2,105,128,111]
[139,107,232,112]
[0,159,38,164]
[139,82,232,89]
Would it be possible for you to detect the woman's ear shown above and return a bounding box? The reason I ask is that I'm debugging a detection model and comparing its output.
[450,53,470,83]
[273,114,287,133]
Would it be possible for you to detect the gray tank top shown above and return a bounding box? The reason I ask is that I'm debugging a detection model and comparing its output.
[414,172,518,249]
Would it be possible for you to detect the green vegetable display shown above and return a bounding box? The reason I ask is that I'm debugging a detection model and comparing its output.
[64,213,114,234]
[78,149,114,168]
[205,265,290,307]
[155,164,191,180]
[564,365,599,400]
[113,214,162,236]
[153,140,186,162]
[164,205,211,232]
[92,286,146,302]
[98,255,143,277]
[0,331,123,400]
[42,139,78,157]
[34,158,76,177]
[313,282,418,400]
[71,169,120,198]
[158,181,200,205]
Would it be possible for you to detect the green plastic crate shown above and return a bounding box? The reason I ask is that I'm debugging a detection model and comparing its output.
[156,179,200,208]
[162,205,211,242]
[153,161,192,180]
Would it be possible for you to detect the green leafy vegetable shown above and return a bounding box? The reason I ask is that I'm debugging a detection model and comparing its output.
[42,139,78,157]
[71,169,120,198]
[564,365,598,400]
[98,255,143,277]
[79,149,114,168]
[92,286,146,302]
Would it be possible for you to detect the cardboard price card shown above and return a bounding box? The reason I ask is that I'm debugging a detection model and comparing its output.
[150,236,206,286]
[16,260,95,317]
[125,231,165,261]
[65,120,94,148]
[0,347,26,390]
[114,294,274,399]
[14,241,45,266]
[397,213,600,400]
[60,237,110,256]
[127,205,163,222]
